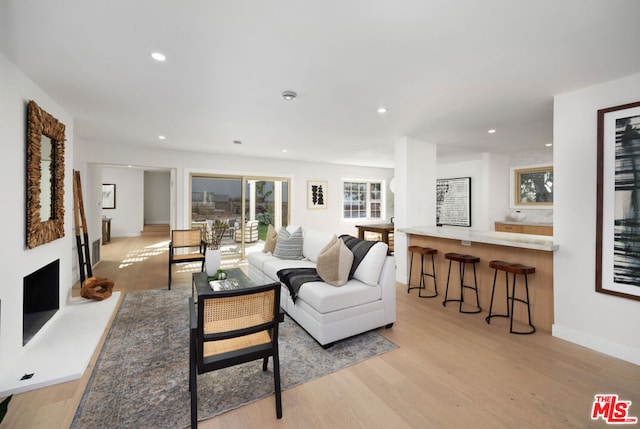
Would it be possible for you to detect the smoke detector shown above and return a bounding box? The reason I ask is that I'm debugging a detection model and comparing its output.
[282,90,297,101]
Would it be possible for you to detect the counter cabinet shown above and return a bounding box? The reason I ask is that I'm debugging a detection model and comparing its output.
[495,222,553,237]
[406,233,554,332]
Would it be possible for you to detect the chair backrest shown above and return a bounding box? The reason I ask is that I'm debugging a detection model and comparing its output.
[172,229,203,249]
[196,282,281,369]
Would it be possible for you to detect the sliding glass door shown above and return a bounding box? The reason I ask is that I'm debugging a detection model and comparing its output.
[190,174,289,259]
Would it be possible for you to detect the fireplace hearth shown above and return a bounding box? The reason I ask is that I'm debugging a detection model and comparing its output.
[23,259,60,345]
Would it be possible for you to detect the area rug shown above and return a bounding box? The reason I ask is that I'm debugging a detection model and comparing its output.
[71,285,398,429]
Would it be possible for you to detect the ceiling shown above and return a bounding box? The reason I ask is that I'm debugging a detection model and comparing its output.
[2,0,640,168]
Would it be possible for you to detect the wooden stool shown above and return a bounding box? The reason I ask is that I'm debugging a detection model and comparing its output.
[443,253,481,313]
[407,246,438,298]
[486,260,536,334]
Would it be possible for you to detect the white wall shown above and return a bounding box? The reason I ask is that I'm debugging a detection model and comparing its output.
[0,52,74,367]
[437,159,484,229]
[144,171,170,225]
[101,167,145,237]
[554,72,640,365]
[76,140,394,240]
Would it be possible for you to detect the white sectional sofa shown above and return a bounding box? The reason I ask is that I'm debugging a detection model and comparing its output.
[248,227,396,347]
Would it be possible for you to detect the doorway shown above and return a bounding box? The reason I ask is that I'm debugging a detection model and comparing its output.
[190,174,290,259]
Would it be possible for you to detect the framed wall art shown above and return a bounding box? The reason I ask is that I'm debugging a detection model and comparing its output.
[102,184,116,209]
[436,177,471,227]
[307,180,327,209]
[596,100,640,301]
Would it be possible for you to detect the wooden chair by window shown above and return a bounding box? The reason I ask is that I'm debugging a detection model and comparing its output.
[189,282,283,427]
[168,229,206,289]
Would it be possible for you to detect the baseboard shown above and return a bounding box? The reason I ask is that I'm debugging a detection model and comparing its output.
[552,323,640,366]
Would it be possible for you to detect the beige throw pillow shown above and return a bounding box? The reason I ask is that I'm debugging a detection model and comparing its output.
[262,224,278,253]
[317,235,354,286]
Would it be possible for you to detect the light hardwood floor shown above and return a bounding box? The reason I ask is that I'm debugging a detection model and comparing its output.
[2,234,639,428]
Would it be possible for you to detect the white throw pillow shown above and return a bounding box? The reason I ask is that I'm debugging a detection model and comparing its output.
[303,229,335,262]
[316,235,354,286]
[273,227,304,260]
[352,241,388,286]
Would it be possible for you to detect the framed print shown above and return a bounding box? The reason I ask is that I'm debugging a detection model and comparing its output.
[307,180,327,209]
[102,184,116,209]
[596,100,640,301]
[436,177,471,227]
[510,165,553,208]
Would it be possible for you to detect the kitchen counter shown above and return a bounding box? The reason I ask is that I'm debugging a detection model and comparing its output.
[399,225,558,252]
[399,225,556,331]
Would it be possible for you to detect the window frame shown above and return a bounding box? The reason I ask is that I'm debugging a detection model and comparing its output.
[342,179,385,221]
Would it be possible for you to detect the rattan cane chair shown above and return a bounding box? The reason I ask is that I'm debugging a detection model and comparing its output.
[168,229,206,289]
[189,282,283,428]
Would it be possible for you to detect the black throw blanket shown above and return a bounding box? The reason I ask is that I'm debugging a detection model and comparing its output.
[277,268,322,303]
[277,235,378,303]
[339,234,378,280]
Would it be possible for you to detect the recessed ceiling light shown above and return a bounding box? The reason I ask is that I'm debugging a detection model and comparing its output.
[151,52,166,62]
[488,129,497,134]
[282,90,297,101]
[158,135,166,140]
[377,107,388,114]
[545,143,553,147]
[282,149,288,153]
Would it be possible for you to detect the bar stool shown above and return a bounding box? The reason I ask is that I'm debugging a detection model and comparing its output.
[486,260,536,334]
[443,253,481,313]
[407,246,438,298]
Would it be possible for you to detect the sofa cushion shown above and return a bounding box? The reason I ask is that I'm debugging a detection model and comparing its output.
[248,251,279,272]
[296,280,382,313]
[263,258,316,282]
[303,229,335,262]
[274,227,304,260]
[316,235,353,286]
[352,241,389,286]
[262,224,278,253]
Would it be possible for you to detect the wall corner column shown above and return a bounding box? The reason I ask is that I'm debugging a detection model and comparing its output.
[394,136,437,283]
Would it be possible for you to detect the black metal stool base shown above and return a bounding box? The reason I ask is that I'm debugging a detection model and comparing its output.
[442,253,481,314]
[486,261,536,335]
[408,246,438,298]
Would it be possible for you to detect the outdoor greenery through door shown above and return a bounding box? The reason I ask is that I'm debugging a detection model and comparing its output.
[190,174,289,259]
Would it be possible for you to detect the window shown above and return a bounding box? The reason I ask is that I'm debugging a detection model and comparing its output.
[343,180,383,220]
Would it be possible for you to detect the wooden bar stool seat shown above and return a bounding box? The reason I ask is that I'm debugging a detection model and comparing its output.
[486,260,536,334]
[443,253,481,313]
[407,246,438,298]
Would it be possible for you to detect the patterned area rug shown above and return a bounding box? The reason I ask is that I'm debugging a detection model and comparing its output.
[71,285,398,429]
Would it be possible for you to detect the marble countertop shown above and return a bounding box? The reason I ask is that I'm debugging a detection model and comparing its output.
[398,225,559,252]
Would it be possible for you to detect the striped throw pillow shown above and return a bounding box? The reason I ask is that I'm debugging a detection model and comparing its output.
[274,227,304,260]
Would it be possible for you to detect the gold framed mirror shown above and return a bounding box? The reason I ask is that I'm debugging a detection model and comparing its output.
[26,100,66,248]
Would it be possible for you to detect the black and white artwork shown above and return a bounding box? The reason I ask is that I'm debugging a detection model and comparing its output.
[102,184,116,209]
[308,181,327,209]
[436,177,471,227]
[597,101,640,301]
